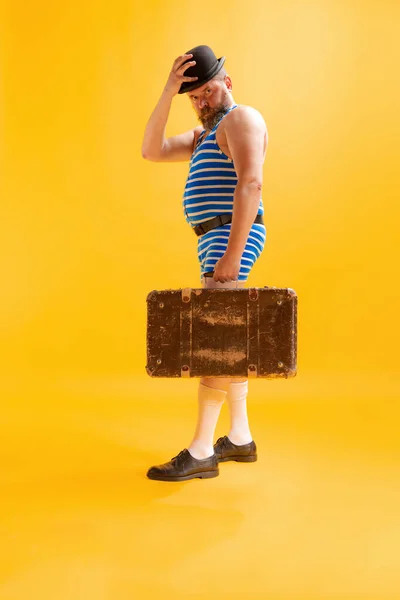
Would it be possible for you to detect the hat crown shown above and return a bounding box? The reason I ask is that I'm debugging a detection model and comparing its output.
[178,45,225,94]
[184,45,219,78]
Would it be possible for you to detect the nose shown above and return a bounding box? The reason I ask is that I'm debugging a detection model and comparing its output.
[198,98,208,110]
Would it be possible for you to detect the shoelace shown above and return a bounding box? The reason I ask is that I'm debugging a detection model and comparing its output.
[215,436,228,448]
[170,449,188,462]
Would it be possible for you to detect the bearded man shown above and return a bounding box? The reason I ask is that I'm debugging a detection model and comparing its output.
[142,45,268,481]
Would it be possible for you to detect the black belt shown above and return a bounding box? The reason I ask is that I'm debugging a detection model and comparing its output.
[192,213,264,237]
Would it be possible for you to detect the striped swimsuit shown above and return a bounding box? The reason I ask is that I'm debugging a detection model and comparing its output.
[182,104,266,281]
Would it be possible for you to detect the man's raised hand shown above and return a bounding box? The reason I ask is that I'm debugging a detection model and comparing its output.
[164,54,198,96]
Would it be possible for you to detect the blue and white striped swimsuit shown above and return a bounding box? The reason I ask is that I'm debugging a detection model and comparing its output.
[182,104,266,281]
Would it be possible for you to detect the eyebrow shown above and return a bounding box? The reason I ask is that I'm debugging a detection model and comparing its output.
[189,86,212,98]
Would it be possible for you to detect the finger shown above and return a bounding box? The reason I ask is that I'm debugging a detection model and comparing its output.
[183,76,199,82]
[174,54,192,64]
[174,54,193,68]
[177,60,196,74]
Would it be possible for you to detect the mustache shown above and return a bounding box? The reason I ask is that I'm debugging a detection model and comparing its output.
[200,105,229,119]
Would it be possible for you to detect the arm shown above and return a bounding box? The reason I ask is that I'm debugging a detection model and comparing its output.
[141,90,202,162]
[211,107,267,281]
[141,53,201,162]
[224,107,267,257]
[141,89,175,160]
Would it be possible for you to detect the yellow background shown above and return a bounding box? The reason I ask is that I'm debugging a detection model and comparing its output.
[1,1,399,598]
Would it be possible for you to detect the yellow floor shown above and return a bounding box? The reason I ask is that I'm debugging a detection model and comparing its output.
[1,373,399,600]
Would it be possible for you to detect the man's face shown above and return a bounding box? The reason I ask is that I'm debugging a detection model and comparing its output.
[187,76,232,130]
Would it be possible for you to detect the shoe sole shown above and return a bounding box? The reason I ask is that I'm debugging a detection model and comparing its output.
[147,469,219,482]
[217,455,257,463]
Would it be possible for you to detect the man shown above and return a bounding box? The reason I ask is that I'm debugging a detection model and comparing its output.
[141,45,268,481]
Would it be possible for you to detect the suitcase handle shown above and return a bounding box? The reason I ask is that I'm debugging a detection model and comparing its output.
[203,271,239,288]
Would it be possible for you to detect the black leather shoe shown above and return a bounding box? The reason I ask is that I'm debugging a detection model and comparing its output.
[214,436,257,462]
[147,449,219,481]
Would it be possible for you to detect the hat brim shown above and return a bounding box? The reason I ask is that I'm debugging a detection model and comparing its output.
[178,56,226,95]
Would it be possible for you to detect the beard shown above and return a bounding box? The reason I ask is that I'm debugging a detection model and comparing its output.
[198,93,232,130]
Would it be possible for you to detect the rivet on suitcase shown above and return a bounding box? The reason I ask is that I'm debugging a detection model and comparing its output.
[146,286,297,379]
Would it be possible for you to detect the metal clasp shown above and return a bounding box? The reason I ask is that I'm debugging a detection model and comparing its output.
[182,288,191,302]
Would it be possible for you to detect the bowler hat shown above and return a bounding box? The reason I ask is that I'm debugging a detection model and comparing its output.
[178,45,226,95]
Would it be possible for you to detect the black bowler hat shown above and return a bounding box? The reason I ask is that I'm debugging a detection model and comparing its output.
[178,45,226,95]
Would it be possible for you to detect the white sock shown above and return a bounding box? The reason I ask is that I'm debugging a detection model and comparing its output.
[188,383,226,460]
[227,380,253,445]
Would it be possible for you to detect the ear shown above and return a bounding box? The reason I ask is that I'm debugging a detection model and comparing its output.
[225,75,233,91]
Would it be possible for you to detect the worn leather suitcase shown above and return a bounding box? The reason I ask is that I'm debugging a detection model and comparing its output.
[146,286,297,379]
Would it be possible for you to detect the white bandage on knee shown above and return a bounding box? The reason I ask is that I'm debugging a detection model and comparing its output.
[227,380,253,446]
[188,383,227,460]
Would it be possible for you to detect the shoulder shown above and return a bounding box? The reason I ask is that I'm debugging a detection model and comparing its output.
[225,104,266,130]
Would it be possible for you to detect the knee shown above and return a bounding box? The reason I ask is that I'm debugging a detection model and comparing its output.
[200,377,248,390]
[200,377,231,393]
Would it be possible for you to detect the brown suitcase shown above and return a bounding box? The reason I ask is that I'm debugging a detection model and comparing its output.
[146,286,297,379]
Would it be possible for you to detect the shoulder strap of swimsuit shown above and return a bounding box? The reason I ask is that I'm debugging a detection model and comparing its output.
[195,130,206,148]
[210,104,239,132]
